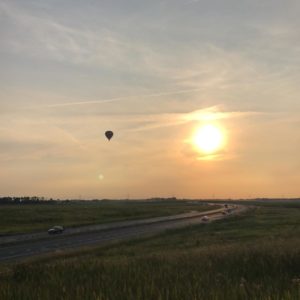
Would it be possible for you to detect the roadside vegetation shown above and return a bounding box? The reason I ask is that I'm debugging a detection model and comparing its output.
[0,200,214,235]
[1,202,300,299]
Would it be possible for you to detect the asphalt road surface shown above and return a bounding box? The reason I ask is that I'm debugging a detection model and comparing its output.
[0,208,223,245]
[0,205,246,263]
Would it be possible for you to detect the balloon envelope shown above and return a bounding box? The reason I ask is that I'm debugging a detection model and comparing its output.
[105,130,113,141]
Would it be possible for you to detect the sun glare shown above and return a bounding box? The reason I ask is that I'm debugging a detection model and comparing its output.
[193,124,224,154]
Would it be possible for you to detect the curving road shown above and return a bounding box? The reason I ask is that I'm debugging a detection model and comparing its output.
[0,205,246,263]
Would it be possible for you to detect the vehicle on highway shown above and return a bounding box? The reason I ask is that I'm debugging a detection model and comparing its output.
[201,216,209,222]
[48,225,64,235]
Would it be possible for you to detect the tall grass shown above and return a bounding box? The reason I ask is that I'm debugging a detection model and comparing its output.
[1,241,300,299]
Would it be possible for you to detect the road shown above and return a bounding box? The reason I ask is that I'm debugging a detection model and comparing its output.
[0,208,223,245]
[0,205,246,263]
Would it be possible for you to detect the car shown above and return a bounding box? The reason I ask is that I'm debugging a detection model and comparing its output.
[48,225,64,234]
[201,216,209,222]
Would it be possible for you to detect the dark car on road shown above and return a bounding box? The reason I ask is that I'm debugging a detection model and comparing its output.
[48,225,64,234]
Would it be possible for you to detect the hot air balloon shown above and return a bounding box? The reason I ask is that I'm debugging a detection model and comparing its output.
[105,130,113,141]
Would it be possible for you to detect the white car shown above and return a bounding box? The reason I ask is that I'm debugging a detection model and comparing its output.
[201,216,209,222]
[48,225,64,234]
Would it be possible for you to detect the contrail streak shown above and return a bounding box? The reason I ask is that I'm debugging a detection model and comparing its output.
[45,88,205,108]
[45,98,122,108]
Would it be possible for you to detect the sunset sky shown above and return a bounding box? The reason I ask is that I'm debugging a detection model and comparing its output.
[1,0,300,199]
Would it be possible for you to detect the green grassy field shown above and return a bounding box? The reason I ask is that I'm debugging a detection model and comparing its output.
[0,201,214,235]
[1,202,300,299]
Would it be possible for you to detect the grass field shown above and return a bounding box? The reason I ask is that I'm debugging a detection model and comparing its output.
[0,201,215,235]
[1,202,300,299]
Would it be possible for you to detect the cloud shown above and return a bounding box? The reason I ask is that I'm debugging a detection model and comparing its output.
[3,0,299,115]
[1,0,189,80]
[44,98,122,108]
[180,139,233,162]
[42,87,208,108]
[0,1,139,67]
[125,106,262,132]
[0,116,89,163]
[180,106,261,122]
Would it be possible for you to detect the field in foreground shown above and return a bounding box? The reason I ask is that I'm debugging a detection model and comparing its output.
[0,201,214,235]
[1,202,300,299]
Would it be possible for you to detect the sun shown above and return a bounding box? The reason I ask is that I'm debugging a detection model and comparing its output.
[193,124,224,154]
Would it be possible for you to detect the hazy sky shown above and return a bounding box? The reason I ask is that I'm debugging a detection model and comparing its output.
[1,0,300,199]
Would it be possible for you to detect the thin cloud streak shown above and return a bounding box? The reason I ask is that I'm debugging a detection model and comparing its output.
[45,98,122,108]
[126,106,262,132]
[42,88,207,108]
